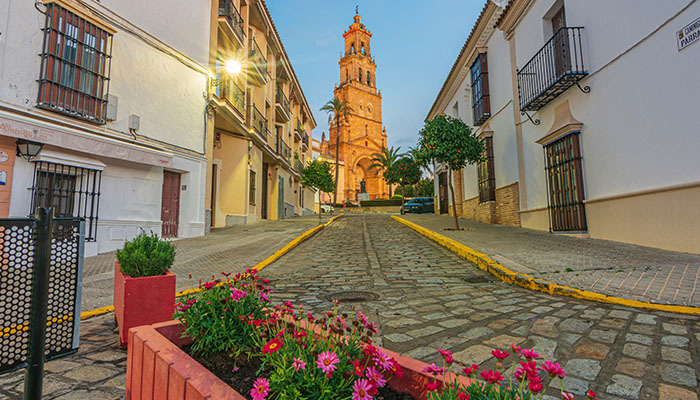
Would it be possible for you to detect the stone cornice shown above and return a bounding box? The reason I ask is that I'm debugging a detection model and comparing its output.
[497,0,534,38]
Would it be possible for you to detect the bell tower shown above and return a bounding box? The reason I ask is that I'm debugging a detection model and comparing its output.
[323,10,389,202]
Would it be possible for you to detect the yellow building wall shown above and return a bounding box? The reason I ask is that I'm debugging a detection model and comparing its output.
[212,134,249,226]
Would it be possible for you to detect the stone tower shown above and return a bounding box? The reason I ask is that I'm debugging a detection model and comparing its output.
[321,11,389,202]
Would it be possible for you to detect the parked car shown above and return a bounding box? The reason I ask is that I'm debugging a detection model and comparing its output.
[400,197,434,214]
[320,204,334,213]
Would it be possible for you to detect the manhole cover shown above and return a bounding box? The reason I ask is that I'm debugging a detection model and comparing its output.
[464,276,491,284]
[325,290,379,303]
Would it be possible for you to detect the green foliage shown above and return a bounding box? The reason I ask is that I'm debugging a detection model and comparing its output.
[390,194,403,200]
[368,146,403,186]
[418,115,484,170]
[301,159,335,195]
[417,178,435,197]
[390,157,421,186]
[175,269,271,359]
[359,199,403,207]
[116,232,175,277]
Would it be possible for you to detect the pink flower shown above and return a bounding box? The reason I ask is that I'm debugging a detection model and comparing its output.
[250,378,269,400]
[203,281,216,290]
[587,390,597,399]
[520,348,541,360]
[292,357,306,372]
[480,369,505,385]
[262,338,283,355]
[365,366,387,388]
[511,344,522,353]
[373,350,392,371]
[437,349,454,364]
[352,379,373,400]
[425,381,440,392]
[562,393,575,400]
[458,391,470,400]
[422,363,446,376]
[316,351,339,374]
[492,349,510,362]
[350,359,364,377]
[462,364,479,376]
[529,380,544,393]
[543,360,565,378]
[230,288,248,302]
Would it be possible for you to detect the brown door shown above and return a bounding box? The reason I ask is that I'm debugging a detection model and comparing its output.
[438,171,448,214]
[261,163,268,219]
[551,7,570,78]
[161,171,180,238]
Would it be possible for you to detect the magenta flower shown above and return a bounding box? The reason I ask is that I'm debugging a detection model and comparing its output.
[316,351,339,374]
[422,363,446,376]
[480,369,505,385]
[230,288,248,302]
[250,377,269,400]
[365,366,387,388]
[520,348,541,360]
[203,281,216,290]
[492,349,510,362]
[373,349,392,371]
[562,393,575,400]
[352,379,373,400]
[292,357,306,372]
[543,360,565,378]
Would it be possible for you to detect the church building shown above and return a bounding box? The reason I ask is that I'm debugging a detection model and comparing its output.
[320,12,390,202]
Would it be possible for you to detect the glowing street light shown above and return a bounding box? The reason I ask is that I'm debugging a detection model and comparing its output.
[225,60,242,75]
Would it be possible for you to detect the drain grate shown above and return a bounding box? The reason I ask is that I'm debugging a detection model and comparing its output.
[325,290,380,303]
[464,276,491,284]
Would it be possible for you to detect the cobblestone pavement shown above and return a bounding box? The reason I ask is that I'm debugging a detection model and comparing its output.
[0,314,126,399]
[262,215,700,400]
[80,215,329,311]
[402,214,700,307]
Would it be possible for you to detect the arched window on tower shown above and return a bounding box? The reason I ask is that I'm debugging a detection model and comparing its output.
[346,70,349,82]
[367,71,371,86]
[358,68,362,82]
[350,43,355,54]
[361,42,365,55]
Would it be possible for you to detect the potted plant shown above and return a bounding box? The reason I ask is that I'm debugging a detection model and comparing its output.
[114,232,176,347]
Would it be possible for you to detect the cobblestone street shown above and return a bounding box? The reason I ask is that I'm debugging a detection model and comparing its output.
[262,215,700,400]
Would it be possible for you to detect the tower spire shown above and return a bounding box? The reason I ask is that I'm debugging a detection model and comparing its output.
[355,5,359,15]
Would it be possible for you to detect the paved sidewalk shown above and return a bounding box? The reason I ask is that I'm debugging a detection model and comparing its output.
[80,215,330,311]
[401,214,700,307]
[263,215,700,400]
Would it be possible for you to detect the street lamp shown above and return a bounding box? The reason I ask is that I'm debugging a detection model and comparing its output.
[225,60,242,75]
[16,139,43,161]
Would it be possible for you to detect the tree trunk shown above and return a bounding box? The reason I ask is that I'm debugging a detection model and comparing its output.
[333,117,340,205]
[448,167,460,230]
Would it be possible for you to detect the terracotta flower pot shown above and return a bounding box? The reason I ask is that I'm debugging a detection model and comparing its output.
[114,261,176,347]
[125,320,471,400]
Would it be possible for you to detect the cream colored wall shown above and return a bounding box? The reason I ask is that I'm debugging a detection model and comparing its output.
[248,145,263,221]
[213,135,248,221]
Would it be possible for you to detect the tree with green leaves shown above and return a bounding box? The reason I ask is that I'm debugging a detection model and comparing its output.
[300,159,336,221]
[387,157,421,207]
[407,145,430,200]
[418,115,483,230]
[368,145,403,198]
[320,97,353,204]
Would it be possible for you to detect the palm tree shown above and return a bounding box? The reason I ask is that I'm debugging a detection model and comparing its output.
[320,97,354,204]
[368,146,402,198]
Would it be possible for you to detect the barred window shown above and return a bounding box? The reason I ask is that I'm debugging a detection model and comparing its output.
[37,3,113,124]
[477,136,495,203]
[249,170,256,205]
[471,53,491,126]
[31,161,102,241]
[544,132,587,232]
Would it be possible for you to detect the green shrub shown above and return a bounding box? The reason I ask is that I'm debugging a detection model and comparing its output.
[116,232,175,277]
[390,194,403,200]
[359,199,403,207]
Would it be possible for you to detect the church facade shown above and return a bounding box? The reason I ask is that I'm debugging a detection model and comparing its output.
[320,12,390,202]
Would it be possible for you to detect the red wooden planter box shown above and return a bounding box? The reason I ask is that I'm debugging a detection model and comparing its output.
[126,320,471,400]
[114,261,176,347]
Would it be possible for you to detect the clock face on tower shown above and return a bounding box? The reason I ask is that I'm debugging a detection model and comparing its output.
[367,104,373,114]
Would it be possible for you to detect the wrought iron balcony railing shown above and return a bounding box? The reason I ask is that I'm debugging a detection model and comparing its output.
[219,80,245,115]
[249,39,267,75]
[302,133,309,147]
[276,86,290,115]
[218,0,245,43]
[250,105,266,136]
[281,141,291,162]
[517,27,589,113]
[294,158,303,172]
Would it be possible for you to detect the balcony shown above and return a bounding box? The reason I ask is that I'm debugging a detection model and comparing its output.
[302,133,309,151]
[294,119,303,141]
[249,105,266,137]
[275,86,290,121]
[249,38,268,86]
[281,141,291,163]
[218,0,245,46]
[217,79,245,117]
[517,27,588,112]
[294,158,304,172]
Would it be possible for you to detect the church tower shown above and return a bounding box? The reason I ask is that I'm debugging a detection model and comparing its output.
[322,11,389,201]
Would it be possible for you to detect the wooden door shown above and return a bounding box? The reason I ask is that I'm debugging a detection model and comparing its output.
[261,163,268,219]
[551,6,570,78]
[438,172,448,214]
[161,171,180,238]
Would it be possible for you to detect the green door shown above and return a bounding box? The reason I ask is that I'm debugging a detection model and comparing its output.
[278,176,285,219]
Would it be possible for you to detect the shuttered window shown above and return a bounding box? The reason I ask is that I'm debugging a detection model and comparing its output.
[471,53,491,126]
[37,3,113,123]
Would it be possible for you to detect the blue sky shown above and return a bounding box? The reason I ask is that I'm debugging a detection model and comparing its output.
[266,1,484,152]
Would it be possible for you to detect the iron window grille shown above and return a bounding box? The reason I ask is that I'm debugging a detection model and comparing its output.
[218,0,245,43]
[471,53,491,126]
[30,161,102,241]
[37,3,113,124]
[249,170,256,205]
[477,136,495,203]
[544,132,587,232]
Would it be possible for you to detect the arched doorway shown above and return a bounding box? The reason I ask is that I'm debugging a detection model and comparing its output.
[353,157,382,201]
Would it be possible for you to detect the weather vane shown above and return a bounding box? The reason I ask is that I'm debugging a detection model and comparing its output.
[355,5,359,15]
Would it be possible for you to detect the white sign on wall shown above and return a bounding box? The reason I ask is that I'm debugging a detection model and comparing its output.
[678,17,700,51]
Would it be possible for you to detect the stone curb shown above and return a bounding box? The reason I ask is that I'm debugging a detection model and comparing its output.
[391,215,700,316]
[78,214,345,321]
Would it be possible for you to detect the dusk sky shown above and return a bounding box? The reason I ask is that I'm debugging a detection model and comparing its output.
[266,1,485,153]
